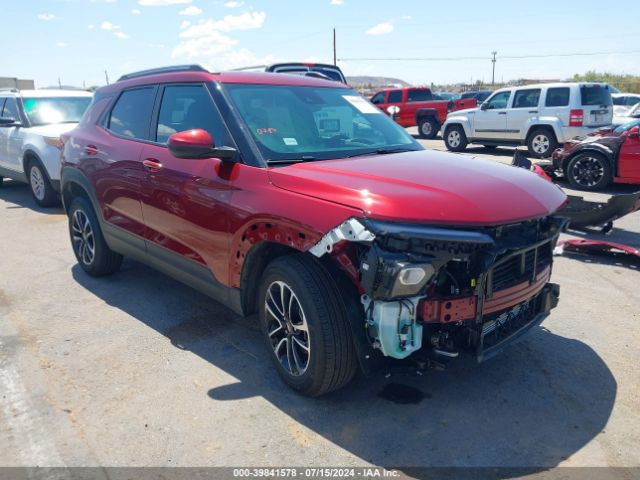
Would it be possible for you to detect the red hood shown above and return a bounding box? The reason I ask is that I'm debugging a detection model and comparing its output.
[268,150,567,226]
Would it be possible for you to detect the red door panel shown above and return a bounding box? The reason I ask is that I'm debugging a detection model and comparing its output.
[618,133,640,179]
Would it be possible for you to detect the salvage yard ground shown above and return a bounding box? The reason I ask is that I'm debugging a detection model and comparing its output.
[0,139,639,470]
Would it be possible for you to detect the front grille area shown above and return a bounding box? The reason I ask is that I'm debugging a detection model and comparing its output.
[489,240,553,294]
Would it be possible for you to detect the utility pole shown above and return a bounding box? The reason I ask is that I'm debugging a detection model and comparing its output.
[333,28,337,66]
[104,70,110,85]
[491,51,497,86]
[58,77,62,88]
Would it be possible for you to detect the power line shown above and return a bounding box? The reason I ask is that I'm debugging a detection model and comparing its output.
[338,50,640,62]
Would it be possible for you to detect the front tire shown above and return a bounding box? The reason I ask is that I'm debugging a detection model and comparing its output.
[444,125,468,152]
[527,128,558,158]
[258,254,357,397]
[68,197,123,276]
[27,159,58,207]
[417,117,439,139]
[566,152,612,191]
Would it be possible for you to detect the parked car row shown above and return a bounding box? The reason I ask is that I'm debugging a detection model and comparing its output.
[0,64,568,396]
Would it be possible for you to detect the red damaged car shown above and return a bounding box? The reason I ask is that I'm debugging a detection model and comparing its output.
[552,119,640,190]
[61,65,566,396]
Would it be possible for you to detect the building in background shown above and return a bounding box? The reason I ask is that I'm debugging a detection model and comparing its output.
[0,77,35,90]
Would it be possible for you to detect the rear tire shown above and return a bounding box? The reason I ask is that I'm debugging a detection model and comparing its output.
[27,158,58,207]
[258,254,357,397]
[566,152,612,191]
[68,197,123,276]
[527,128,558,158]
[417,117,439,139]
[444,125,468,152]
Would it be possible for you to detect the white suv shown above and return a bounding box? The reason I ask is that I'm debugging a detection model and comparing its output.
[0,89,93,206]
[442,83,613,158]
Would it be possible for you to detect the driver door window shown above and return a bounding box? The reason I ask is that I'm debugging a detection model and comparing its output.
[485,91,511,110]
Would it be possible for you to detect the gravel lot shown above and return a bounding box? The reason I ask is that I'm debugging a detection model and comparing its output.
[0,137,638,473]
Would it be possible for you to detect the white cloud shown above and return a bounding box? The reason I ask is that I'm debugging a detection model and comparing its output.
[172,11,268,70]
[138,0,191,5]
[38,13,56,21]
[56,42,68,47]
[114,31,130,39]
[100,21,121,30]
[329,0,344,5]
[223,1,244,7]
[180,11,265,35]
[131,8,141,14]
[88,24,95,29]
[366,22,393,35]
[179,5,202,16]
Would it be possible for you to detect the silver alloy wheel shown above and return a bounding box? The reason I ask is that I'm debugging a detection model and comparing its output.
[30,165,46,201]
[71,210,96,265]
[265,280,310,376]
[447,130,461,148]
[532,134,550,154]
[420,121,433,136]
[571,156,604,187]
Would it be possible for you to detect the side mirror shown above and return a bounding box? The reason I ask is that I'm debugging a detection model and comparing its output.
[627,126,640,138]
[168,129,237,161]
[480,103,490,111]
[0,117,21,127]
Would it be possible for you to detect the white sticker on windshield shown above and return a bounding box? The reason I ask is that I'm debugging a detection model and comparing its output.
[283,137,298,146]
[342,95,382,114]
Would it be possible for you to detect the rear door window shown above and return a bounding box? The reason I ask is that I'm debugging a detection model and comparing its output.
[107,87,156,140]
[545,88,570,107]
[512,89,541,109]
[580,85,612,106]
[387,90,402,103]
[407,89,432,102]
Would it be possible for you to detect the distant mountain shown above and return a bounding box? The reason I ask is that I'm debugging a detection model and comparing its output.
[346,76,411,88]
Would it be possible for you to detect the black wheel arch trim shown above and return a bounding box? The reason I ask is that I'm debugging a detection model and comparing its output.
[563,145,617,177]
[416,108,440,122]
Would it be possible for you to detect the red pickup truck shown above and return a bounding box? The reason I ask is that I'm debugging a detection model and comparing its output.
[371,87,476,139]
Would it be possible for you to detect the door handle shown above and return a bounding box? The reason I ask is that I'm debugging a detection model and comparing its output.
[498,112,507,115]
[529,110,538,114]
[142,158,162,172]
[84,145,99,156]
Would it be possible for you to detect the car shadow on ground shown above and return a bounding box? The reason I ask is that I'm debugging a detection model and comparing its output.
[72,260,617,470]
[0,179,64,215]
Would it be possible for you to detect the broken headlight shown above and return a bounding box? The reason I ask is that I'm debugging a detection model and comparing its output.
[360,244,435,300]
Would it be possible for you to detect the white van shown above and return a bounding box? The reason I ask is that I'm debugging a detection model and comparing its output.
[442,83,613,158]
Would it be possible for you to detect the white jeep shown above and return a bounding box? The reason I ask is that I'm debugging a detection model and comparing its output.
[442,83,613,158]
[0,89,93,206]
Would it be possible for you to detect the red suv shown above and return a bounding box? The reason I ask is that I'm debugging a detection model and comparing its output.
[61,65,567,396]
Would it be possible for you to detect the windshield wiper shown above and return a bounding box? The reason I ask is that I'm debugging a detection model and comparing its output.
[345,148,416,158]
[266,155,316,165]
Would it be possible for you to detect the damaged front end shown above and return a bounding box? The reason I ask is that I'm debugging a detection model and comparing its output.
[310,216,566,371]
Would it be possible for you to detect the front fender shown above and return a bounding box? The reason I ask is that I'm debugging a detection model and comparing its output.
[443,115,473,138]
[563,143,617,175]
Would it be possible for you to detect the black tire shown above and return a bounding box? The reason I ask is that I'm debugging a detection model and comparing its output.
[0,176,3,188]
[526,128,558,159]
[417,117,439,139]
[443,124,468,152]
[258,254,357,397]
[26,158,58,207]
[68,197,123,276]
[566,152,612,191]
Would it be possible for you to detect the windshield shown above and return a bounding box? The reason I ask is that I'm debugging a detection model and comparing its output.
[627,103,640,117]
[224,84,422,163]
[613,118,640,135]
[23,96,92,126]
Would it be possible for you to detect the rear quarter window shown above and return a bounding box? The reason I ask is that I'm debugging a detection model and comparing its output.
[580,85,612,106]
[545,88,570,107]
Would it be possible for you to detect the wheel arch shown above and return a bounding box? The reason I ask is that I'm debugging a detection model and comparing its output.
[525,122,561,143]
[443,118,472,138]
[22,149,48,180]
[60,167,101,216]
[563,146,617,177]
[416,108,440,123]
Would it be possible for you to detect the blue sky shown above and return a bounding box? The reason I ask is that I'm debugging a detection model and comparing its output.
[5,0,640,88]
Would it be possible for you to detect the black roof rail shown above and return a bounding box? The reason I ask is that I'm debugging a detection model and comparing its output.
[117,64,208,82]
